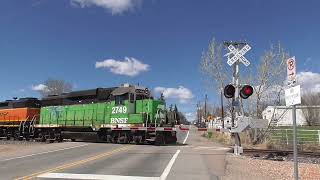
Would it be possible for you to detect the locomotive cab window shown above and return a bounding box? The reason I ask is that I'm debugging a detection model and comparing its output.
[0,102,8,107]
[115,94,128,106]
[129,93,135,103]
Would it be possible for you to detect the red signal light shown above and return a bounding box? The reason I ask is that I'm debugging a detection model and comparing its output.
[224,84,235,98]
[240,85,254,99]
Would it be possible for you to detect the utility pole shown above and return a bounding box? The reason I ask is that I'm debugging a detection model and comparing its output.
[196,102,199,125]
[196,102,200,126]
[204,94,207,123]
[220,89,224,129]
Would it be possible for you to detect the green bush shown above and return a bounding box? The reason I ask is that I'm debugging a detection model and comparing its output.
[207,132,213,139]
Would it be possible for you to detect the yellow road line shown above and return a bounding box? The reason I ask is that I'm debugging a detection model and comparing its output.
[15,145,133,180]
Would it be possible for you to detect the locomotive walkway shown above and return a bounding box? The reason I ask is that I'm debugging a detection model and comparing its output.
[0,127,230,180]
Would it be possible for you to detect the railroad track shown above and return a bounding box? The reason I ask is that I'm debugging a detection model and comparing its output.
[243,148,320,157]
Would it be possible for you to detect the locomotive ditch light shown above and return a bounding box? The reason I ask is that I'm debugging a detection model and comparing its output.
[240,85,254,99]
[224,84,236,98]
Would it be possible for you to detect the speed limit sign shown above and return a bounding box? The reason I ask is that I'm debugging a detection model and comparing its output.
[287,57,296,86]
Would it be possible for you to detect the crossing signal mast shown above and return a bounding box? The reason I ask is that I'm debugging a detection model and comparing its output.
[223,41,254,155]
[222,41,267,155]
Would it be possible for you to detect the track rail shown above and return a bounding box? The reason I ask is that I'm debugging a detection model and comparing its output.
[243,148,320,157]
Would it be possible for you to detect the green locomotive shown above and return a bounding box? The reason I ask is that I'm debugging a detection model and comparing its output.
[35,84,179,145]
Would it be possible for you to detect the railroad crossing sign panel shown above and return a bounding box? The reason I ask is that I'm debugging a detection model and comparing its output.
[226,44,251,66]
[285,85,301,106]
[287,56,297,86]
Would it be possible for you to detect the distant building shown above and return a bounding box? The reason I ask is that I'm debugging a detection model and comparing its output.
[262,106,308,126]
[207,116,232,129]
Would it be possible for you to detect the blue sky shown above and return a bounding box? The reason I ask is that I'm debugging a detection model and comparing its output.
[1,0,320,120]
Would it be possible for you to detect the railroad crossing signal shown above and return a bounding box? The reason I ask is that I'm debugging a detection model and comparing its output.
[223,41,253,156]
[226,44,251,66]
[223,84,254,99]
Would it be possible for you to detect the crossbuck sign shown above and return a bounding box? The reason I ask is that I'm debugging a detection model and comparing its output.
[226,44,251,66]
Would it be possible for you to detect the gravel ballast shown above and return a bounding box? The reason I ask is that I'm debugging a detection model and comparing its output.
[221,154,320,180]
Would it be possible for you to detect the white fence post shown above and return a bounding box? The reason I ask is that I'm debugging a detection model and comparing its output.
[286,129,289,145]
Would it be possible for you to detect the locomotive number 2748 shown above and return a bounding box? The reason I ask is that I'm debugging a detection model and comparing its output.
[111,106,127,114]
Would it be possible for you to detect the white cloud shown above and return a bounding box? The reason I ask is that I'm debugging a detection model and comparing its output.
[297,71,320,93]
[154,86,194,103]
[95,57,149,77]
[249,71,320,105]
[32,84,48,91]
[184,112,195,121]
[70,0,142,14]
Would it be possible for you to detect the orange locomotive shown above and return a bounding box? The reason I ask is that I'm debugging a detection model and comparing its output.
[0,98,41,140]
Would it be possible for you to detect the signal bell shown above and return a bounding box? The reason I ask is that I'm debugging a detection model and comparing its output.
[224,84,235,98]
[240,85,254,99]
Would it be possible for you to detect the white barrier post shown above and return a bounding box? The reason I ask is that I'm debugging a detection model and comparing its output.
[286,129,289,145]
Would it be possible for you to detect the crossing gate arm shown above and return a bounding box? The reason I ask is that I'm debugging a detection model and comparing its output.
[110,127,177,132]
[176,125,231,132]
[231,116,268,133]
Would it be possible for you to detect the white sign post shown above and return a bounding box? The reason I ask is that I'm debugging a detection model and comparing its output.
[286,57,300,180]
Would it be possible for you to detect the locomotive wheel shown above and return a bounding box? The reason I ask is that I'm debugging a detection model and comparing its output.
[106,135,112,143]
[56,135,63,142]
[13,130,22,141]
[5,129,11,140]
[133,136,142,145]
[123,133,128,144]
[155,133,166,146]
[38,133,46,142]
[24,133,30,141]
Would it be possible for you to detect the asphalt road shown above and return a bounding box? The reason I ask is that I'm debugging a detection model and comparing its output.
[0,127,229,180]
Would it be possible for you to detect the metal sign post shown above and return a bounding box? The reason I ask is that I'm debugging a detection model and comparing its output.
[292,104,298,180]
[285,56,300,180]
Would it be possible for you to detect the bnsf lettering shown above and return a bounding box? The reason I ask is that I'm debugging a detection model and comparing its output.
[111,106,127,114]
[0,112,8,116]
[110,118,128,124]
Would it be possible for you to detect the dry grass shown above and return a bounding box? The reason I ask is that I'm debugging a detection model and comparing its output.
[206,131,320,152]
[205,131,233,145]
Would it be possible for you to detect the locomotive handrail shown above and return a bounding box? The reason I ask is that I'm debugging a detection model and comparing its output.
[83,109,85,126]
[29,115,39,134]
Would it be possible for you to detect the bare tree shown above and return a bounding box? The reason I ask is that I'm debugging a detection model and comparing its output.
[250,43,289,118]
[200,38,229,92]
[301,93,320,126]
[40,79,73,97]
[200,38,232,122]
